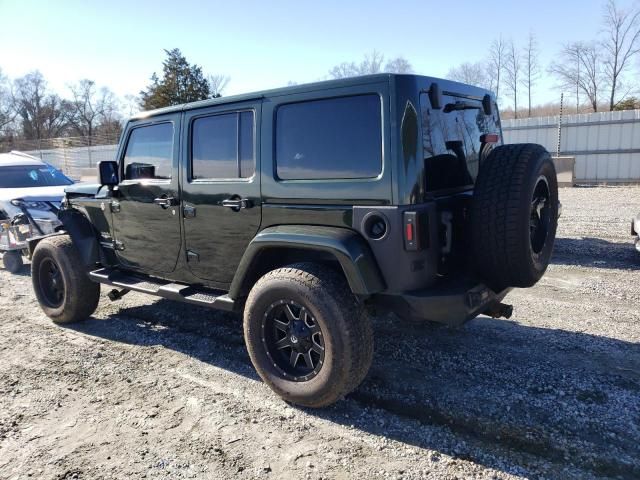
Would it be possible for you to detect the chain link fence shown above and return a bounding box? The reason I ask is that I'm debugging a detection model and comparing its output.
[0,134,120,181]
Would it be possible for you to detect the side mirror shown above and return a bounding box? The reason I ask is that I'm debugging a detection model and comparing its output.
[98,161,119,186]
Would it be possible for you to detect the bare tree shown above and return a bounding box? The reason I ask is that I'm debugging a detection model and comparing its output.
[0,68,16,135]
[504,40,522,118]
[578,44,604,112]
[328,51,412,78]
[549,43,583,113]
[384,56,413,73]
[446,62,489,89]
[208,74,230,97]
[522,31,541,117]
[14,71,70,140]
[549,42,604,112]
[601,0,640,110]
[358,50,385,74]
[94,87,123,138]
[68,79,119,142]
[122,94,141,118]
[328,61,359,79]
[488,36,506,100]
[68,79,99,139]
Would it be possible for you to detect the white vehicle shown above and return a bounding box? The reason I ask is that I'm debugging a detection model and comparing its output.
[0,151,73,272]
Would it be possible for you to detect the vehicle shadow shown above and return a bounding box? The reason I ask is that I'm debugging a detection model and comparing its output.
[552,236,640,270]
[67,297,640,479]
[0,262,31,277]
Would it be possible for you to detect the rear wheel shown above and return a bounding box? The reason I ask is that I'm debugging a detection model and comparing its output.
[1,251,23,273]
[470,143,558,289]
[243,263,373,408]
[31,235,100,324]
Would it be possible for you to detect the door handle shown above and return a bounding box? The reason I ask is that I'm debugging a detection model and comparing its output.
[154,196,178,209]
[221,198,252,211]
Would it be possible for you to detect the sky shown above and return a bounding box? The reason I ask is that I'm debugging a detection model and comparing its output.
[0,0,617,109]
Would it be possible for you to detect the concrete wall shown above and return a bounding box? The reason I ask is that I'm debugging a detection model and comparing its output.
[502,109,640,183]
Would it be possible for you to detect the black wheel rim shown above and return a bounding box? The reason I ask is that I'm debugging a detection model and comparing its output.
[38,258,65,308]
[261,300,325,382]
[530,176,551,255]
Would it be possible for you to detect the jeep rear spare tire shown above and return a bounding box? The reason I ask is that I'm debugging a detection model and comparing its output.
[470,143,558,290]
[243,263,373,408]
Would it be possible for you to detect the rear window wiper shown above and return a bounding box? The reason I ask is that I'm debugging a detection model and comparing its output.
[443,101,481,113]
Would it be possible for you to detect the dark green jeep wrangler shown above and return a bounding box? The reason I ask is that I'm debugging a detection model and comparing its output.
[30,74,558,407]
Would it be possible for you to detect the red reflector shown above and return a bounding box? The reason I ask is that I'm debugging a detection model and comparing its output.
[481,133,499,143]
[406,223,414,242]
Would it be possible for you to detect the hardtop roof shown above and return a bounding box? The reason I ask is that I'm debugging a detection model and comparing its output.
[132,73,493,121]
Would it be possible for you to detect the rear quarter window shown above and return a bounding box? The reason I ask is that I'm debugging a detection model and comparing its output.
[191,111,255,180]
[275,94,382,180]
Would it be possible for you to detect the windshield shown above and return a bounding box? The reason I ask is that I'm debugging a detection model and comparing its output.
[0,165,74,188]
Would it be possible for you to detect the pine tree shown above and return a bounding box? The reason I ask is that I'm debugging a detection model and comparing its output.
[140,49,211,110]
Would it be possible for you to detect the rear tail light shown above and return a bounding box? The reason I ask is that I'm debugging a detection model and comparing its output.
[404,211,428,251]
[406,222,414,242]
[480,133,500,144]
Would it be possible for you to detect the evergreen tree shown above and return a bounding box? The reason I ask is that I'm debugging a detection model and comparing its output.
[140,49,210,110]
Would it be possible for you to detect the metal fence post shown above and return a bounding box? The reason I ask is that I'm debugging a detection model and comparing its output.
[557,93,563,158]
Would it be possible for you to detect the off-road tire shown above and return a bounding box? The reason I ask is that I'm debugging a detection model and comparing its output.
[470,143,558,290]
[243,263,373,408]
[31,235,100,324]
[2,251,23,273]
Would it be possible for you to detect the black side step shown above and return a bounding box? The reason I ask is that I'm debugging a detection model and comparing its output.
[89,268,236,312]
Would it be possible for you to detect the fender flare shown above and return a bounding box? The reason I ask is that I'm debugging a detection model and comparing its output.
[229,225,386,299]
[27,208,104,267]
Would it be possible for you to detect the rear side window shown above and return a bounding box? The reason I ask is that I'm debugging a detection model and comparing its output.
[276,95,382,180]
[123,123,174,181]
[191,111,254,180]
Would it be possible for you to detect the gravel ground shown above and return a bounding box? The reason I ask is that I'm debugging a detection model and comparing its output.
[0,186,639,480]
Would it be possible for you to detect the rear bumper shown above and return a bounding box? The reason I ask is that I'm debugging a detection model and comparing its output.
[373,278,511,327]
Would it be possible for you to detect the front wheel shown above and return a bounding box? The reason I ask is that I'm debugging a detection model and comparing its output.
[31,235,100,324]
[243,263,373,408]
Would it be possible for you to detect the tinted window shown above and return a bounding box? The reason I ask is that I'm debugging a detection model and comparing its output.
[276,95,382,180]
[420,93,498,192]
[123,123,173,180]
[191,111,255,179]
[0,165,73,188]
